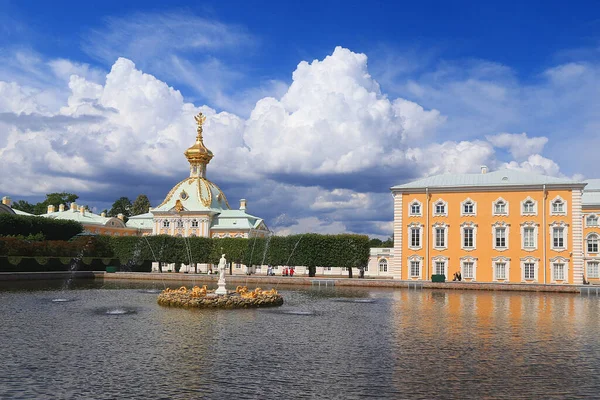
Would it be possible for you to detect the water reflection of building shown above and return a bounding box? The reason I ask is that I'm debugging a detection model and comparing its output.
[389,167,600,284]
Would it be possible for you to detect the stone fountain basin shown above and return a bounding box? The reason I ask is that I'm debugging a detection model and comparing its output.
[157,290,284,309]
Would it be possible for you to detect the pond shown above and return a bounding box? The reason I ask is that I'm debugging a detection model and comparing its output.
[1,279,599,399]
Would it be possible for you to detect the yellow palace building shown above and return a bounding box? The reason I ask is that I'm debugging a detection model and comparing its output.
[390,166,599,285]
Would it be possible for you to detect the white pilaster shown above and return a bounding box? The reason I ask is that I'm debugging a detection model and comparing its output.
[391,192,403,279]
[572,189,584,284]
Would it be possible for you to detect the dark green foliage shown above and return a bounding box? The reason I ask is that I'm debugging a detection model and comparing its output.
[0,233,371,274]
[0,213,83,240]
[132,194,152,216]
[108,197,132,221]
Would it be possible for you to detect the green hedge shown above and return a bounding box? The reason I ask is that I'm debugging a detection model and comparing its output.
[0,213,83,240]
[0,233,371,275]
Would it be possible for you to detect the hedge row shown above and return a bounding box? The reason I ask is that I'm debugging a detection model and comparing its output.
[0,213,83,240]
[0,234,370,273]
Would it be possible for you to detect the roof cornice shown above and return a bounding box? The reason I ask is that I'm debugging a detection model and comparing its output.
[390,183,587,193]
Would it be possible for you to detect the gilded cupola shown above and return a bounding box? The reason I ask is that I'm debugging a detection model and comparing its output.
[185,112,214,178]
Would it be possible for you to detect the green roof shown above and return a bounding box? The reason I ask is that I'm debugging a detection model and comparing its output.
[583,179,600,207]
[210,209,267,231]
[392,169,584,190]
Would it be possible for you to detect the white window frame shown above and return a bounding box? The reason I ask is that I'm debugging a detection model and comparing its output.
[492,256,511,282]
[191,219,199,228]
[162,220,170,228]
[407,223,423,250]
[520,257,539,283]
[432,198,448,217]
[460,222,477,251]
[409,199,422,217]
[587,261,600,279]
[521,196,538,216]
[550,195,567,216]
[587,233,599,254]
[379,258,388,273]
[460,198,477,216]
[432,255,448,278]
[460,256,477,281]
[492,197,509,216]
[549,256,569,283]
[520,222,538,251]
[549,221,568,252]
[492,221,510,251]
[432,222,449,250]
[407,255,423,279]
[585,214,599,227]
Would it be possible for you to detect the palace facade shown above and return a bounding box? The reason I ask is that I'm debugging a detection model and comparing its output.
[390,166,599,285]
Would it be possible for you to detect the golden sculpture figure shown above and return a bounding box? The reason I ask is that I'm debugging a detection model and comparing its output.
[194,112,206,135]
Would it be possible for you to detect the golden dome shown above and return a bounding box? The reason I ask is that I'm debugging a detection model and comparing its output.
[184,112,213,166]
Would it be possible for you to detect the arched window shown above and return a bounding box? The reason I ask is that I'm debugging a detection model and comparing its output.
[550,196,567,215]
[588,234,599,253]
[463,201,474,214]
[409,200,422,216]
[493,198,508,215]
[379,259,388,272]
[162,220,170,228]
[523,200,535,214]
[191,219,199,228]
[433,199,447,216]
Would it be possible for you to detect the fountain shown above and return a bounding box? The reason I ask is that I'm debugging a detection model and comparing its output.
[157,254,283,309]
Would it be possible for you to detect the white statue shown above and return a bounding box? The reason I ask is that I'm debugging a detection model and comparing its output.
[215,254,228,295]
[218,254,227,281]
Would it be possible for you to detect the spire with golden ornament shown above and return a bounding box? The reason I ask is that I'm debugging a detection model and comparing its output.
[185,112,214,178]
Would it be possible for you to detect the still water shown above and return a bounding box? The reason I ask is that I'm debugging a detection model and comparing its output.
[1,279,599,399]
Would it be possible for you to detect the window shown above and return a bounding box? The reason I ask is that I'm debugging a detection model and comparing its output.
[588,235,599,253]
[410,261,420,278]
[434,200,447,215]
[410,227,420,248]
[495,227,507,248]
[435,228,445,248]
[524,263,535,280]
[552,200,564,213]
[587,215,599,227]
[379,259,388,272]
[191,219,199,228]
[463,262,474,279]
[493,198,508,215]
[463,227,474,248]
[461,198,477,216]
[495,262,506,280]
[523,200,535,214]
[435,261,446,276]
[588,261,599,279]
[553,227,564,249]
[553,263,565,281]
[523,227,535,249]
[162,220,170,228]
[463,201,474,214]
[410,201,421,216]
[550,196,567,215]
[176,220,184,228]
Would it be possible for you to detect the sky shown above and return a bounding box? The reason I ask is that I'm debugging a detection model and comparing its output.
[1,0,599,239]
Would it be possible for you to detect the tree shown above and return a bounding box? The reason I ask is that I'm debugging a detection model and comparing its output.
[33,193,79,215]
[382,236,394,248]
[132,194,151,216]
[108,197,132,221]
[369,238,383,247]
[12,200,35,214]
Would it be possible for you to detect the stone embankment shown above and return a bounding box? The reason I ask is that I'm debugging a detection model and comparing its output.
[157,286,284,309]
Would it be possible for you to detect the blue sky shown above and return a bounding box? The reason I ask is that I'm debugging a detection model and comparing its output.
[1,0,599,238]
